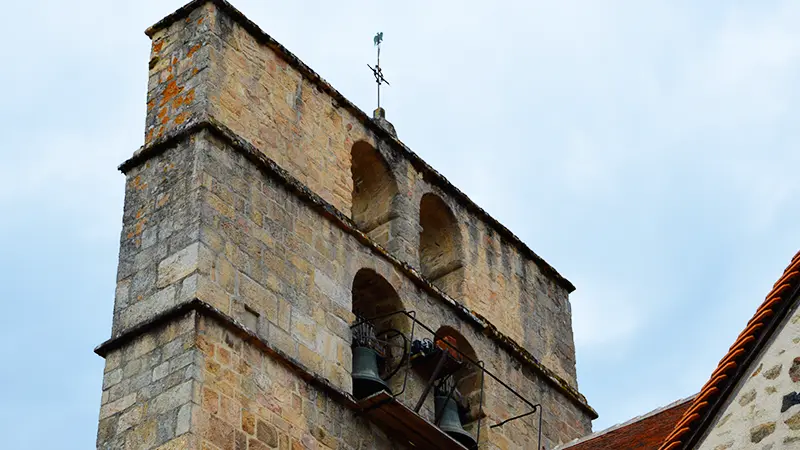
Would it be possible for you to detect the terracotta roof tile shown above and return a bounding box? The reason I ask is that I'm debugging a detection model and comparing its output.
[658,249,800,450]
[559,396,695,450]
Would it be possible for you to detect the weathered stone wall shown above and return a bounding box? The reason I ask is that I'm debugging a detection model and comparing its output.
[112,132,203,338]
[97,2,596,448]
[101,122,590,448]
[98,124,595,448]
[447,197,577,384]
[697,299,800,450]
[143,5,211,145]
[143,0,578,385]
[192,128,591,447]
[193,314,401,450]
[97,313,198,449]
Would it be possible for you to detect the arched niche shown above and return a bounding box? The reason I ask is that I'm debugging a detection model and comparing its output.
[351,269,409,391]
[419,193,464,292]
[351,141,398,236]
[352,268,407,333]
[433,326,483,424]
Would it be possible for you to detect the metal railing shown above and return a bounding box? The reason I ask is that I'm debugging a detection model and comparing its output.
[350,309,543,449]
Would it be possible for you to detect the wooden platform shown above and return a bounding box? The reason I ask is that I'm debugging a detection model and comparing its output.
[356,391,472,450]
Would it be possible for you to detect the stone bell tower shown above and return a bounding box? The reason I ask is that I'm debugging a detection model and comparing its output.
[94,1,597,449]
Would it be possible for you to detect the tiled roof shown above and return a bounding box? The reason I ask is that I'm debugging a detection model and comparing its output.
[659,249,800,450]
[557,396,695,450]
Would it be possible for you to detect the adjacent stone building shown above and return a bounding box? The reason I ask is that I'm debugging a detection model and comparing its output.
[93,1,597,449]
[551,248,800,450]
[659,250,800,450]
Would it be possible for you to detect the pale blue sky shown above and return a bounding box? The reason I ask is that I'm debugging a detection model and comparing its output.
[2,0,800,448]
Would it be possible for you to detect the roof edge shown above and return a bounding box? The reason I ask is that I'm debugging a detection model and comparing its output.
[660,249,800,450]
[143,0,576,294]
[557,394,696,449]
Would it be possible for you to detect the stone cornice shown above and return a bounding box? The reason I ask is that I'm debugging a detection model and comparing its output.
[117,119,597,418]
[95,299,357,408]
[144,0,575,295]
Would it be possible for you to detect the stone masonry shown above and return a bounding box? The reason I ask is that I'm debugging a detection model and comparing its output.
[95,1,597,449]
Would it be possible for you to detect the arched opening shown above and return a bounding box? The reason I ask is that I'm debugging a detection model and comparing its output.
[351,141,398,235]
[433,326,483,426]
[351,269,409,397]
[352,268,407,334]
[419,194,463,292]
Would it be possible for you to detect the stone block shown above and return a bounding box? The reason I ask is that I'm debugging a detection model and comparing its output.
[267,323,297,360]
[119,285,177,333]
[158,242,200,288]
[99,392,136,420]
[155,434,192,450]
[153,361,170,381]
[256,420,278,447]
[204,413,235,450]
[197,275,231,313]
[103,368,123,389]
[127,418,158,449]
[151,380,194,415]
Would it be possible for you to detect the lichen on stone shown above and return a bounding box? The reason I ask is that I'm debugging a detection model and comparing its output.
[750,422,776,443]
[739,389,757,406]
[764,364,782,380]
[784,410,800,430]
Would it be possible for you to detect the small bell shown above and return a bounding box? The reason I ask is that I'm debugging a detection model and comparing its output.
[435,394,477,449]
[352,346,390,400]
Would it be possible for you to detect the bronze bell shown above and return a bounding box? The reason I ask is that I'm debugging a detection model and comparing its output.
[352,346,390,400]
[435,395,477,449]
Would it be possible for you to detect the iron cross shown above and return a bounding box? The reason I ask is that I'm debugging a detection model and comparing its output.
[368,32,390,109]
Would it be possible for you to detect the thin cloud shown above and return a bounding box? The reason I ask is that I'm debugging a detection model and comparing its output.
[2,0,800,444]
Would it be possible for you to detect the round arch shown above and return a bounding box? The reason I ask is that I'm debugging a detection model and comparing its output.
[351,268,407,333]
[351,141,398,233]
[434,326,483,424]
[351,268,410,395]
[419,193,463,285]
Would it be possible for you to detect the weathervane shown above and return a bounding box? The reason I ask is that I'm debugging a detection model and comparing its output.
[368,32,390,109]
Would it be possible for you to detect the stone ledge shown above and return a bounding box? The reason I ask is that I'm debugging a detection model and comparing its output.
[143,0,575,295]
[95,299,357,409]
[117,120,597,419]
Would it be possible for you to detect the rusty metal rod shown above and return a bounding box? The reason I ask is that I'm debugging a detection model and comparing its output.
[352,310,539,429]
[414,351,449,412]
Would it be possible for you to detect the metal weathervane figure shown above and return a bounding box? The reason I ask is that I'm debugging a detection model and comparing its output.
[368,32,389,109]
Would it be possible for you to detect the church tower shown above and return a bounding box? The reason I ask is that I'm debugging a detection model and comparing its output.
[94,1,596,448]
